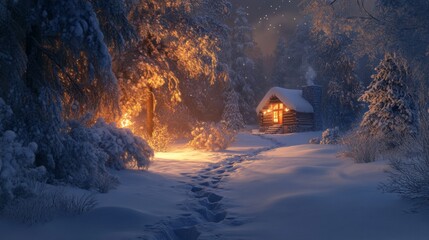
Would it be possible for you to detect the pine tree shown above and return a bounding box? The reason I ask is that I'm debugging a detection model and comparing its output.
[359,53,417,146]
[222,87,244,131]
[230,7,257,123]
[271,38,288,87]
[327,55,364,130]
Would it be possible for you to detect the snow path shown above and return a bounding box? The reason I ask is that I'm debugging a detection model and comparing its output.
[139,133,283,239]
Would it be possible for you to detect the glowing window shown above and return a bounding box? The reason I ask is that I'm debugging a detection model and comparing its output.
[273,111,279,123]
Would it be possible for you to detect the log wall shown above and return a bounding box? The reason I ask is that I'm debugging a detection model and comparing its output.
[259,96,315,133]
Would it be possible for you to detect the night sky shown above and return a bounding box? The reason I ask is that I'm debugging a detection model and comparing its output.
[230,0,304,55]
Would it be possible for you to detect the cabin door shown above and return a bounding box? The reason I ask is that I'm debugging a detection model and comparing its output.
[272,103,283,125]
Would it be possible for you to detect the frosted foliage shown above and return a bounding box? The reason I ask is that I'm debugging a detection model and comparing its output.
[189,122,236,151]
[146,123,174,152]
[67,119,152,169]
[40,0,112,70]
[382,112,429,203]
[222,89,244,131]
[0,98,12,132]
[320,127,340,144]
[0,131,45,208]
[359,54,416,146]
[55,119,152,191]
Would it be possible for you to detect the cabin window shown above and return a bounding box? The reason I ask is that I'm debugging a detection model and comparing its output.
[273,111,279,123]
[271,103,283,124]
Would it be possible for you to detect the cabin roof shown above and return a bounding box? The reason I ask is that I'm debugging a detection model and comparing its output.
[256,87,314,113]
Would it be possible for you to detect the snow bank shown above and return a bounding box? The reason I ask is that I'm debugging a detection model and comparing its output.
[218,134,429,240]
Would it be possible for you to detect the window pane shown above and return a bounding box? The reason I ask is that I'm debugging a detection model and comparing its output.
[273,111,279,123]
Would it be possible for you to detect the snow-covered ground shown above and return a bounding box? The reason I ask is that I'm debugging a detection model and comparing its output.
[1,131,429,240]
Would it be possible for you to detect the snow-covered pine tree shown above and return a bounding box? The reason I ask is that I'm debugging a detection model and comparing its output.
[359,53,417,147]
[0,0,152,197]
[222,87,244,131]
[327,55,364,130]
[271,37,288,87]
[230,7,257,124]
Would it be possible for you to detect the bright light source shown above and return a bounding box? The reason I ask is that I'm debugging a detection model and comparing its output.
[285,108,290,112]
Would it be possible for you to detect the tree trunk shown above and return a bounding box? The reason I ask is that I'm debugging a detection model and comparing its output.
[146,87,154,137]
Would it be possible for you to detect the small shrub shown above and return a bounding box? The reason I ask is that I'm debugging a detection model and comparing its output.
[309,137,321,144]
[1,188,97,225]
[343,131,379,163]
[320,127,340,144]
[146,123,174,152]
[188,121,236,151]
[381,110,429,204]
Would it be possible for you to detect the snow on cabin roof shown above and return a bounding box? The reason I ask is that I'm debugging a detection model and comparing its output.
[256,87,314,113]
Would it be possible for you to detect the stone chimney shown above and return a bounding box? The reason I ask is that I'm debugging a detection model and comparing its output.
[302,85,322,131]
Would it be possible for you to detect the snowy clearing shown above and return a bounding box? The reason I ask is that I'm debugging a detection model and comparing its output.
[1,132,429,240]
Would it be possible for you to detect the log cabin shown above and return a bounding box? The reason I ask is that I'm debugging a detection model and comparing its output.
[257,86,322,134]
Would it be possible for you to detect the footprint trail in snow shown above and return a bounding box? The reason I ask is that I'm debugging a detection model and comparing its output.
[139,135,282,240]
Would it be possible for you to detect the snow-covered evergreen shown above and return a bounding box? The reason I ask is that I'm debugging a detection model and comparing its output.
[271,38,288,87]
[222,88,244,131]
[327,56,364,130]
[0,1,153,199]
[230,7,257,123]
[359,53,417,147]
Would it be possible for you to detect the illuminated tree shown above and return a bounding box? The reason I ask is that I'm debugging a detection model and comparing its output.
[115,0,231,137]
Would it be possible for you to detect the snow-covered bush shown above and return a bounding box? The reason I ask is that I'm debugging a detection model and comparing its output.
[188,121,236,151]
[57,119,153,191]
[0,100,47,208]
[0,130,46,208]
[1,188,96,224]
[309,137,321,144]
[90,119,153,170]
[320,127,340,144]
[382,110,429,204]
[343,131,379,163]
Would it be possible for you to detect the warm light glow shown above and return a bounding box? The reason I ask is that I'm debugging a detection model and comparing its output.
[285,108,290,112]
[119,113,134,129]
[267,109,272,113]
[263,111,267,115]
[273,111,279,123]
